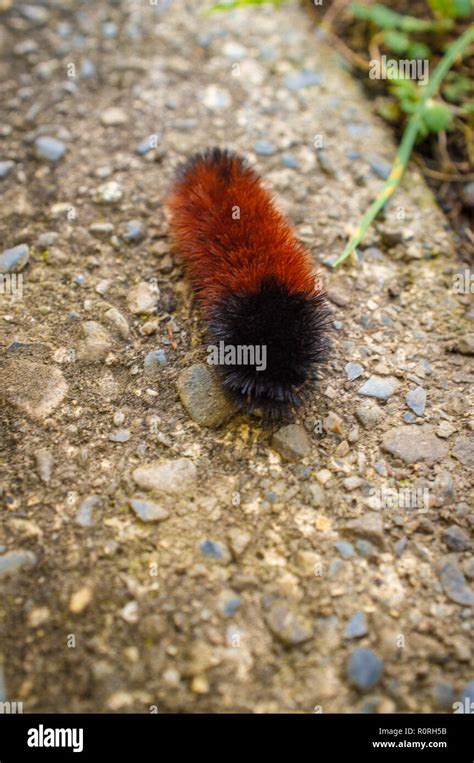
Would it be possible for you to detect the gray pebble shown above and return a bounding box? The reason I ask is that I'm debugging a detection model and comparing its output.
[443,525,470,552]
[272,424,310,462]
[335,541,355,559]
[355,401,384,429]
[127,281,159,314]
[265,601,313,645]
[344,514,383,546]
[35,136,66,162]
[80,59,96,78]
[0,160,15,178]
[356,539,376,558]
[95,181,123,204]
[103,307,130,339]
[35,449,54,483]
[452,437,474,470]
[133,457,197,495]
[76,321,113,363]
[200,539,225,559]
[345,362,364,381]
[253,140,276,156]
[406,386,427,417]
[434,472,455,506]
[282,153,299,169]
[201,85,230,111]
[89,222,114,237]
[113,411,125,426]
[357,375,398,401]
[109,429,131,443]
[0,244,30,273]
[37,231,58,249]
[346,611,368,639]
[284,69,321,90]
[76,495,101,527]
[130,498,169,523]
[120,219,146,243]
[177,364,236,427]
[437,558,474,606]
[458,334,474,355]
[368,154,391,179]
[3,360,67,420]
[0,550,37,579]
[347,647,383,691]
[218,592,241,617]
[100,107,127,126]
[144,349,167,377]
[395,537,407,557]
[382,425,448,465]
[136,134,161,155]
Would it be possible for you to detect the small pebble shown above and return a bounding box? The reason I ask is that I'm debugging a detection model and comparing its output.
[253,140,276,156]
[284,69,321,90]
[35,449,54,483]
[133,458,197,495]
[95,181,123,204]
[335,541,355,559]
[345,611,368,639]
[0,160,15,178]
[177,364,236,428]
[76,495,101,527]
[35,136,66,162]
[0,243,30,273]
[437,558,474,606]
[0,550,37,579]
[100,107,127,126]
[109,429,130,443]
[357,375,398,401]
[130,498,169,523]
[443,525,470,552]
[347,647,383,691]
[406,386,427,417]
[272,424,311,462]
[355,401,384,429]
[144,349,167,377]
[345,362,364,381]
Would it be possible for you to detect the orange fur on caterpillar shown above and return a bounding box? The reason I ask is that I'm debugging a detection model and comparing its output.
[167,147,330,418]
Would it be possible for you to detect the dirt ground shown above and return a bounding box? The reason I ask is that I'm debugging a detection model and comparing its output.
[0,0,472,713]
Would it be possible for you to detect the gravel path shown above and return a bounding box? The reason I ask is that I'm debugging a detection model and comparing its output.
[0,0,472,713]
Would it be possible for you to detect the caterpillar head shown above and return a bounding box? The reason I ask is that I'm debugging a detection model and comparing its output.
[207,276,331,419]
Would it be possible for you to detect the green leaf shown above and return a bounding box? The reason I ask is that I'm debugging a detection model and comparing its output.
[443,72,474,102]
[205,0,283,12]
[422,100,453,132]
[407,41,432,60]
[351,2,453,32]
[428,0,472,19]
[384,30,410,53]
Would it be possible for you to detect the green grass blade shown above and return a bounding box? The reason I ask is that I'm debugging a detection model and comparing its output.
[332,23,474,269]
